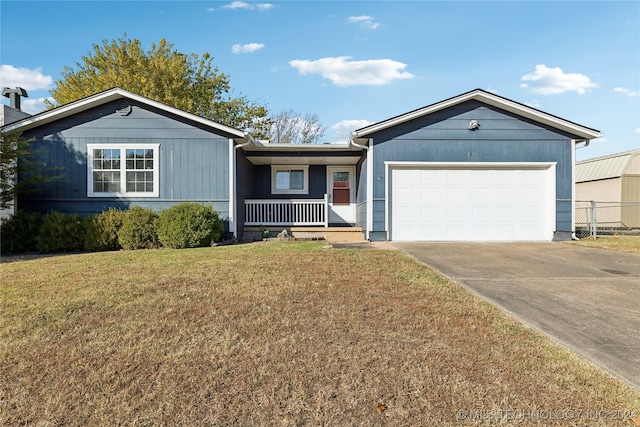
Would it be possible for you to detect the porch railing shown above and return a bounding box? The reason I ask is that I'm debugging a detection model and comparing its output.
[245,194,329,227]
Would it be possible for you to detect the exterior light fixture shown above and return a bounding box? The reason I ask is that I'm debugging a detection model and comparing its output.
[468,120,480,130]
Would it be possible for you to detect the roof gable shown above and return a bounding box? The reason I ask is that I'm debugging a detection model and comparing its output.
[351,89,601,142]
[1,88,247,138]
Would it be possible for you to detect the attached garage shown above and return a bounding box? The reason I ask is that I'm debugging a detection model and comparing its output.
[348,89,601,242]
[389,162,556,241]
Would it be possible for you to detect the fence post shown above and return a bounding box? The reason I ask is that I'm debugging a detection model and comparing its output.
[590,201,597,239]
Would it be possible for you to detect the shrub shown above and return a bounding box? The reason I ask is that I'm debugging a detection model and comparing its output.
[84,208,126,252]
[0,210,43,254]
[36,211,86,253]
[117,206,159,250]
[156,202,224,249]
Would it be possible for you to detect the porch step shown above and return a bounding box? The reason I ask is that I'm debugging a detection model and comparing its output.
[243,226,366,243]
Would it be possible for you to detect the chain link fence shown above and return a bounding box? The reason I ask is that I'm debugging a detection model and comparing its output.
[575,201,640,239]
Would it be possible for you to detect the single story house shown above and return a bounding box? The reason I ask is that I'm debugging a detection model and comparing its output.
[575,149,640,229]
[1,87,601,241]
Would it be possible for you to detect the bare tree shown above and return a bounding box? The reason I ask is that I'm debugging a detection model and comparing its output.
[266,109,326,144]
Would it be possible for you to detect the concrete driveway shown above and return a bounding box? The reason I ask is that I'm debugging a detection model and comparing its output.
[393,242,640,389]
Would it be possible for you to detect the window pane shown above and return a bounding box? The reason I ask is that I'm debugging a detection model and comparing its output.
[91,146,156,196]
[126,171,154,193]
[290,170,304,189]
[276,171,290,190]
[94,149,121,170]
[94,149,104,159]
[333,171,349,182]
[93,171,120,193]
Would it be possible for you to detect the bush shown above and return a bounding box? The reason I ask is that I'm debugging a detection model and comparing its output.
[117,206,159,250]
[0,210,43,254]
[36,211,86,253]
[156,202,224,249]
[84,208,126,252]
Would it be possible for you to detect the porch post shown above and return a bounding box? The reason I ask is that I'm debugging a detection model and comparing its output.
[324,193,329,227]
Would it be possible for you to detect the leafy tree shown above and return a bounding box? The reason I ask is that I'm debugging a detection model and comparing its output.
[0,132,55,210]
[265,109,326,144]
[47,35,267,132]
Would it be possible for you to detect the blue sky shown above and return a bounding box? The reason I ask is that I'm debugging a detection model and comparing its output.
[1,1,639,160]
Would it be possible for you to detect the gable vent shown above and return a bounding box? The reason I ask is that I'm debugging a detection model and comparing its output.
[116,100,132,116]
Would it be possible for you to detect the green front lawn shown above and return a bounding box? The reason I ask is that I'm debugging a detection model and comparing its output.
[2,242,638,425]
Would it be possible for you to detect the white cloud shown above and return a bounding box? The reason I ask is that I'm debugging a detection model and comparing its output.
[220,1,274,11]
[232,43,265,54]
[635,128,640,134]
[612,87,638,97]
[347,15,380,29]
[520,64,598,95]
[0,65,53,91]
[20,97,50,114]
[289,56,413,87]
[524,99,542,109]
[330,119,374,143]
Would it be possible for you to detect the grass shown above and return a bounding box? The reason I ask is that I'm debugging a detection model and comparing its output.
[568,236,640,255]
[2,242,639,426]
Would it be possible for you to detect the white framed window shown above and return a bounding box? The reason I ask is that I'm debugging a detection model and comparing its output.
[87,144,160,197]
[271,165,309,194]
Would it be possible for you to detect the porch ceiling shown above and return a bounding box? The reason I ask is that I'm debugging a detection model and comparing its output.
[246,155,360,165]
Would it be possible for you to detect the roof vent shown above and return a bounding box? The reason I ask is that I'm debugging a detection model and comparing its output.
[2,87,29,111]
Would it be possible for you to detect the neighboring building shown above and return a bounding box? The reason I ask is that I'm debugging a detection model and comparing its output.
[1,88,601,241]
[1,103,32,126]
[576,149,640,229]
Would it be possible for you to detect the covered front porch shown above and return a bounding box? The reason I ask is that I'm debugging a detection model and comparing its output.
[233,138,366,240]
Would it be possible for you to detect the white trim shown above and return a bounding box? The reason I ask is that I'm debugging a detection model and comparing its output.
[384,161,557,169]
[571,140,576,237]
[271,165,309,195]
[326,166,356,204]
[353,89,601,141]
[229,138,236,237]
[384,162,391,241]
[327,165,356,224]
[366,138,374,241]
[2,88,246,137]
[87,143,160,198]
[385,161,557,241]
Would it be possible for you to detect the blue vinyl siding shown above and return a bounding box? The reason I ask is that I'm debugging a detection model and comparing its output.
[368,100,580,241]
[18,100,233,222]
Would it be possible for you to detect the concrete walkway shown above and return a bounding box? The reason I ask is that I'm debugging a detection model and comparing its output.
[392,242,640,389]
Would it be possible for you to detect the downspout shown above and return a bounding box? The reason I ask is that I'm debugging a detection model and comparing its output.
[347,132,369,151]
[348,133,371,240]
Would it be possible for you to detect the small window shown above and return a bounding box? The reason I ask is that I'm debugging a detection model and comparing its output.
[271,166,308,194]
[88,144,159,197]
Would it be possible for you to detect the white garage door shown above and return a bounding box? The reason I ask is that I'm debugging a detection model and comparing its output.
[391,163,555,241]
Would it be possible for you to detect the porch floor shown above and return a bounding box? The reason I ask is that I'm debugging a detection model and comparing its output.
[243,226,366,243]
